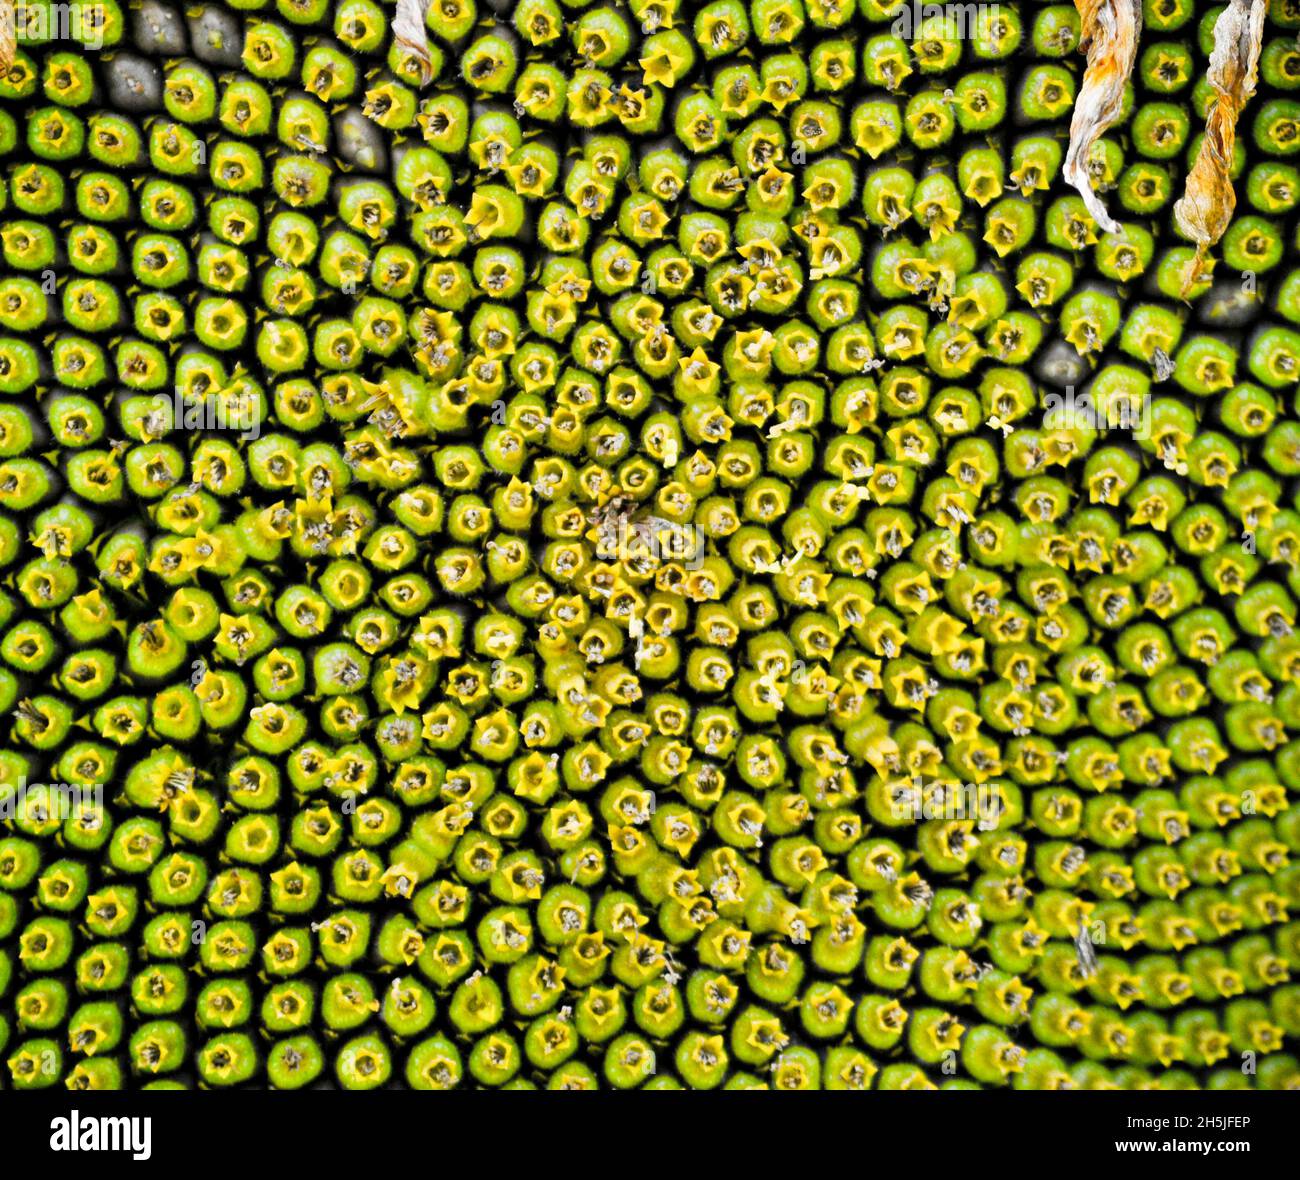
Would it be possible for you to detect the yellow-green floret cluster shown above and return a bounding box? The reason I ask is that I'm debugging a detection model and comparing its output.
[1,0,1300,1091]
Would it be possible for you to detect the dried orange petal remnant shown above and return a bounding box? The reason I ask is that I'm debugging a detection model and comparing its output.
[1173,0,1267,293]
[0,0,14,73]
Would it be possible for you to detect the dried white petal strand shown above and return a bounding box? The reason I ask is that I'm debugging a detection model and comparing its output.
[1063,0,1143,236]
[395,0,436,86]
[1206,0,1265,99]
